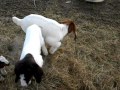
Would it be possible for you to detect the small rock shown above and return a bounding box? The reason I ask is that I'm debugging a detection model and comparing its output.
[65,1,71,4]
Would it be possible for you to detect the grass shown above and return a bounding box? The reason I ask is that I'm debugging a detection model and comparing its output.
[0,0,120,90]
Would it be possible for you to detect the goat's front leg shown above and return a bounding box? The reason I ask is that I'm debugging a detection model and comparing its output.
[46,37,61,54]
[41,44,48,56]
[49,42,61,54]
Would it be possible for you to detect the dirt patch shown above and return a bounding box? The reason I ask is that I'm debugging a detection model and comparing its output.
[0,0,120,90]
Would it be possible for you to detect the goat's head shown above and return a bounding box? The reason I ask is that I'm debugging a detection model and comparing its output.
[0,56,10,68]
[14,54,43,87]
[60,19,77,41]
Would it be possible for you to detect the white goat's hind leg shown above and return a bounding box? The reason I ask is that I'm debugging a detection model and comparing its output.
[41,45,48,56]
[49,42,61,54]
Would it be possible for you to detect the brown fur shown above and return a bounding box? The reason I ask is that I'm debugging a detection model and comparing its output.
[60,19,77,41]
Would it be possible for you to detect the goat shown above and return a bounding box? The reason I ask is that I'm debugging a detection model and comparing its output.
[14,24,47,87]
[12,14,77,54]
[0,55,9,81]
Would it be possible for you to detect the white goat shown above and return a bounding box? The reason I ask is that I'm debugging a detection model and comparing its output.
[12,14,77,54]
[14,24,47,87]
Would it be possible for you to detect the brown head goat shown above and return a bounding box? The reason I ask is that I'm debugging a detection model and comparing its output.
[60,19,77,41]
[12,14,77,54]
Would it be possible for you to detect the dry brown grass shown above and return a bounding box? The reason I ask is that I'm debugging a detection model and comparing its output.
[0,0,120,90]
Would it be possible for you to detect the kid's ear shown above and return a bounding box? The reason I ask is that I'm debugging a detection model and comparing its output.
[33,67,44,83]
[68,22,77,41]
[14,61,21,83]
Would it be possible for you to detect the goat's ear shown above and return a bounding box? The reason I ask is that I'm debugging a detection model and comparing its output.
[33,66,44,83]
[14,61,21,83]
[60,19,77,41]
[14,67,20,83]
[68,22,77,41]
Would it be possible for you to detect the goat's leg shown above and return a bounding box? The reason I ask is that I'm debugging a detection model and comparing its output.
[45,37,61,54]
[41,44,48,56]
[49,42,61,54]
[41,38,48,56]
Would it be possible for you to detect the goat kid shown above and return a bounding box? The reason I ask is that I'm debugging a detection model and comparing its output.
[14,24,47,87]
[12,14,77,54]
[0,55,9,81]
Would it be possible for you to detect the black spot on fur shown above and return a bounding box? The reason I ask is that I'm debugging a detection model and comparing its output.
[14,53,44,84]
[0,61,6,68]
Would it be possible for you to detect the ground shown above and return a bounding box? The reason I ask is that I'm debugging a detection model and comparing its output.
[0,0,120,90]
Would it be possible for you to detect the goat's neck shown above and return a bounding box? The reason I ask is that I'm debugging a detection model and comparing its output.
[60,24,68,39]
[33,54,43,67]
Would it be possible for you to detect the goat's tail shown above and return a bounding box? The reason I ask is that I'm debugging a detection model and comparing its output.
[12,17,22,26]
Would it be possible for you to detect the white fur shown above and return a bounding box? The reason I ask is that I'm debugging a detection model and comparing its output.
[0,56,9,65]
[20,74,28,87]
[19,74,32,87]
[12,14,69,54]
[20,24,48,67]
